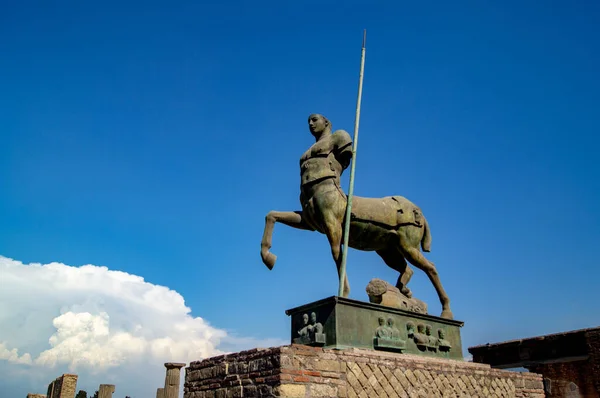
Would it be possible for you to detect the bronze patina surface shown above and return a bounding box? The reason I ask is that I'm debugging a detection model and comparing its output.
[285,296,464,360]
[261,114,453,319]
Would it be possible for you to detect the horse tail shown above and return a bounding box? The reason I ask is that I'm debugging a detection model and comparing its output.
[421,216,432,252]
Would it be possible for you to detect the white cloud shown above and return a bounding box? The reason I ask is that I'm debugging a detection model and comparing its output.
[0,343,33,365]
[0,256,285,397]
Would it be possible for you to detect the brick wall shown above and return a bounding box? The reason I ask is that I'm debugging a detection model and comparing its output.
[586,328,600,394]
[529,362,589,397]
[186,347,281,397]
[185,344,545,397]
[528,328,600,398]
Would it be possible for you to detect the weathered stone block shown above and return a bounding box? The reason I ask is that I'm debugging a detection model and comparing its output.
[309,383,337,397]
[214,389,226,398]
[225,386,242,398]
[277,384,306,397]
[313,359,340,372]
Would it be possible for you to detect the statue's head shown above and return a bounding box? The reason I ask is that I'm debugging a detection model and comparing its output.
[302,313,309,325]
[438,329,445,339]
[417,323,425,333]
[387,317,394,327]
[378,317,385,326]
[308,114,331,137]
[425,325,432,336]
[406,321,415,331]
[310,312,317,324]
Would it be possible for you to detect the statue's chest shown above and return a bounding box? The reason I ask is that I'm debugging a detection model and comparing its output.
[300,138,334,164]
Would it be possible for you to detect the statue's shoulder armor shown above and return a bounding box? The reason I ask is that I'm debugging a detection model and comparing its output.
[331,129,352,150]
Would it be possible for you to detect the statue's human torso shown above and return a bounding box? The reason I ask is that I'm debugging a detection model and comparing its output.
[299,130,352,187]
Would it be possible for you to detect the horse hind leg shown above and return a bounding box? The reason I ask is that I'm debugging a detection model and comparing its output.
[401,244,453,320]
[376,248,414,297]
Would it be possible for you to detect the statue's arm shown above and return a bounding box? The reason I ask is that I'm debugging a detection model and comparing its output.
[332,130,353,170]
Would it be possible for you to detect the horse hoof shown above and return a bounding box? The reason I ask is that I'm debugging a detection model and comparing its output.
[440,310,454,320]
[401,287,413,298]
[261,252,277,270]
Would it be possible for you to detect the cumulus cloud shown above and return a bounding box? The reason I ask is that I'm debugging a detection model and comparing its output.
[0,256,285,397]
[0,343,32,365]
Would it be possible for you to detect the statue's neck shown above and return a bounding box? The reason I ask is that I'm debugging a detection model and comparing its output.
[314,130,331,142]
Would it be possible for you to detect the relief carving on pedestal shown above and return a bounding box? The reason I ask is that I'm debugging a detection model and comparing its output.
[407,322,452,354]
[373,317,406,352]
[293,312,326,345]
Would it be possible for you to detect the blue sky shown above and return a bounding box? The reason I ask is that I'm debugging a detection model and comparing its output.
[1,0,599,394]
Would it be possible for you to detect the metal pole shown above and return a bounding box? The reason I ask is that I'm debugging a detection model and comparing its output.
[338,30,367,297]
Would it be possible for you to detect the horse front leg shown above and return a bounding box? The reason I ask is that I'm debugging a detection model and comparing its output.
[322,216,350,297]
[261,211,313,270]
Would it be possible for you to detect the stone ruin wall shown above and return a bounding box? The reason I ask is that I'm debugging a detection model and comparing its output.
[527,328,600,397]
[185,344,545,397]
[46,374,78,398]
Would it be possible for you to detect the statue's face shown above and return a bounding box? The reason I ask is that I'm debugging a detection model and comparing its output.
[308,114,328,135]
[439,330,445,338]
[310,312,317,323]
[302,314,308,324]
[378,317,385,326]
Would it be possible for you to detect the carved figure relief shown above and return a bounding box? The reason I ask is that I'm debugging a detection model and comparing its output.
[406,321,415,338]
[425,324,437,352]
[375,317,390,338]
[297,313,310,338]
[294,312,326,345]
[437,329,452,351]
[408,322,452,355]
[373,317,406,352]
[414,323,429,350]
[388,318,401,339]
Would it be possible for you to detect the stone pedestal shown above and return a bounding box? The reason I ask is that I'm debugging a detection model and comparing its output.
[164,362,186,398]
[286,296,464,360]
[98,384,115,398]
[184,345,545,397]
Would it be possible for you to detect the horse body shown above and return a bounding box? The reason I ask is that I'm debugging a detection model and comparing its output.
[260,176,453,319]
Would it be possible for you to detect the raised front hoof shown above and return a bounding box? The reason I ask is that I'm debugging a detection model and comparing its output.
[440,309,454,320]
[261,252,277,270]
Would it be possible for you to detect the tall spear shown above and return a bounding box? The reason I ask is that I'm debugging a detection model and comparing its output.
[338,30,367,297]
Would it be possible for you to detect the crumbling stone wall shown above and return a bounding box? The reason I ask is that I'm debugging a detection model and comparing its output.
[529,362,589,397]
[27,394,47,398]
[185,344,545,397]
[46,374,78,398]
[586,327,600,395]
[528,328,600,397]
